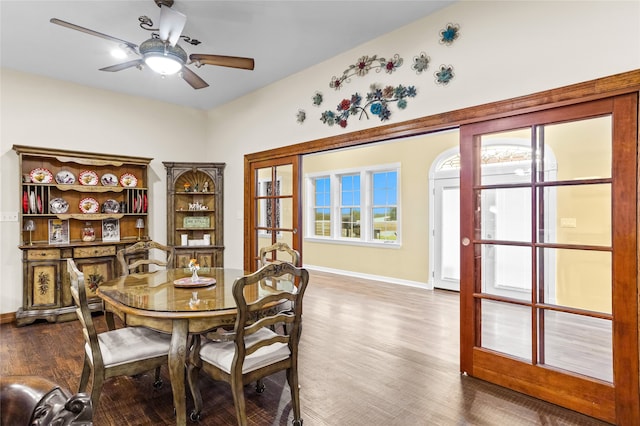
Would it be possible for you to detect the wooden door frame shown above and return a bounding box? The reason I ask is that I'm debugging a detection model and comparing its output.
[244,155,301,272]
[244,69,640,421]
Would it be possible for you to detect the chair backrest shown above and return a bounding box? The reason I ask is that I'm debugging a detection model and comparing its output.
[231,262,309,377]
[259,242,300,267]
[116,240,174,275]
[67,259,105,372]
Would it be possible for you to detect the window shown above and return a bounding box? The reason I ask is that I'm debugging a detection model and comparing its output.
[372,171,397,241]
[305,164,400,245]
[313,177,331,236]
[340,174,360,238]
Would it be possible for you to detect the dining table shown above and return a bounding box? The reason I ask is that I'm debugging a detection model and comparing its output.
[96,267,288,426]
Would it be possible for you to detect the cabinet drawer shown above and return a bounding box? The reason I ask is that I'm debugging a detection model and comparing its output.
[26,249,61,260]
[74,246,116,258]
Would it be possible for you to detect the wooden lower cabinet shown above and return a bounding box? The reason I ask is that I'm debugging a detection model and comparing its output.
[174,248,224,269]
[17,242,132,326]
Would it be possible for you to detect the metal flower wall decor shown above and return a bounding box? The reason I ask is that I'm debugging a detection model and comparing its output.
[320,84,417,128]
[329,54,403,90]
[439,23,460,45]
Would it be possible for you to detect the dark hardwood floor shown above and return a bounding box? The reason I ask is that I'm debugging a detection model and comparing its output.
[0,270,611,425]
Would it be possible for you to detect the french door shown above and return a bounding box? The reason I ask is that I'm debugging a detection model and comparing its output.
[459,95,639,424]
[245,155,301,272]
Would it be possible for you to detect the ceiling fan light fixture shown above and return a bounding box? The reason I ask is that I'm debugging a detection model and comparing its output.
[139,38,187,75]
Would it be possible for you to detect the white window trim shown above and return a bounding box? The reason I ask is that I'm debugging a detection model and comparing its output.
[305,163,401,247]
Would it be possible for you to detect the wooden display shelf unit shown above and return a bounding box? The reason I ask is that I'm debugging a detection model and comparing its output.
[164,162,225,269]
[13,145,152,326]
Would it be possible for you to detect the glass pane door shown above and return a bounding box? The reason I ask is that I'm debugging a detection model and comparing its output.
[459,95,639,424]
[247,156,300,271]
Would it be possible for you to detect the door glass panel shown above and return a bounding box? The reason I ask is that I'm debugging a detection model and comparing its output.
[276,164,293,196]
[481,244,531,300]
[480,128,532,185]
[480,188,531,242]
[541,310,612,382]
[539,184,611,246]
[538,247,611,314]
[540,116,612,182]
[440,185,460,282]
[481,299,532,361]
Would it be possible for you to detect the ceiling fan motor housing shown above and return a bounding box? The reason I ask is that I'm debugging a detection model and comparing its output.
[140,38,187,63]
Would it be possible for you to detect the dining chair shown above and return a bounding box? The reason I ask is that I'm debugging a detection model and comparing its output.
[259,242,300,268]
[187,262,309,426]
[116,240,174,275]
[109,240,174,329]
[67,259,172,412]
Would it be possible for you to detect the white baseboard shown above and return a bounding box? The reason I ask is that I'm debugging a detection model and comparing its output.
[303,264,433,290]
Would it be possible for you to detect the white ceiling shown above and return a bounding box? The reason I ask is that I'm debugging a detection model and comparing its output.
[1,0,455,110]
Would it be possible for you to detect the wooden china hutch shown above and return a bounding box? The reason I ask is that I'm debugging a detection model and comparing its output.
[13,145,152,326]
[163,162,225,269]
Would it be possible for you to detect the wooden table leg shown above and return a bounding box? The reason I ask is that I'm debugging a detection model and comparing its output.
[169,319,189,426]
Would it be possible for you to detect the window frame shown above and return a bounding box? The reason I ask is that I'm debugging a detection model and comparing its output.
[305,163,401,246]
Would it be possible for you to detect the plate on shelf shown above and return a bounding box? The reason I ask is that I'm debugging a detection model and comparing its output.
[37,195,43,213]
[78,170,99,186]
[120,173,137,187]
[30,168,53,184]
[29,191,36,213]
[55,170,76,184]
[100,173,119,186]
[49,198,69,214]
[79,197,99,213]
[102,199,120,213]
[23,191,28,213]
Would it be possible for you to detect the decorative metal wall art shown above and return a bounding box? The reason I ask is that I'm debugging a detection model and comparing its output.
[329,54,403,90]
[320,84,417,128]
[412,52,431,74]
[312,92,323,106]
[439,23,460,45]
[435,65,455,85]
[296,109,306,124]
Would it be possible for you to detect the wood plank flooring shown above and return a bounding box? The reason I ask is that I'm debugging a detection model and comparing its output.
[0,270,611,425]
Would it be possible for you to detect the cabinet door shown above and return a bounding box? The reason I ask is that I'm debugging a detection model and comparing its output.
[75,257,116,301]
[174,248,222,269]
[26,260,60,309]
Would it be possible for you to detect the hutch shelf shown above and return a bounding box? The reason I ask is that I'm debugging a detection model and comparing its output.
[163,162,225,269]
[13,145,152,326]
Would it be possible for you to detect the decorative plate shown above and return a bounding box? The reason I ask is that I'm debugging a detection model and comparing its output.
[120,173,137,187]
[173,277,216,288]
[102,199,120,213]
[49,198,69,214]
[78,170,99,186]
[100,173,119,186]
[37,195,43,213]
[55,170,76,184]
[29,191,36,213]
[30,168,53,184]
[22,191,28,213]
[79,197,99,213]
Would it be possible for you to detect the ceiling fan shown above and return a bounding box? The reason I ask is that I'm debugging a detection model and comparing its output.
[50,0,254,89]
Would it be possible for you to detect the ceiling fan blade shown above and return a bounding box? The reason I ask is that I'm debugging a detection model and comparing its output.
[158,5,186,46]
[100,59,144,72]
[50,18,138,50]
[182,67,209,89]
[189,54,255,70]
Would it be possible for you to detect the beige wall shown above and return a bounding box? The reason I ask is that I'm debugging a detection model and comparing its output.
[0,69,207,314]
[1,1,639,314]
